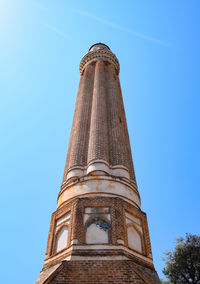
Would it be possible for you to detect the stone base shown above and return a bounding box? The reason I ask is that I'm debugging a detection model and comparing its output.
[36,260,161,284]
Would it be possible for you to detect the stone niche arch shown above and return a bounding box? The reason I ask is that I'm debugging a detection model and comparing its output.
[127,223,142,253]
[54,225,69,253]
[85,217,110,244]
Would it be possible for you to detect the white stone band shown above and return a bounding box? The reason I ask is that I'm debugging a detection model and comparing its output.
[66,160,130,181]
[58,176,141,209]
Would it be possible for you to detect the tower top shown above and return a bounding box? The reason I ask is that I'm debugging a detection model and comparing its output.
[80,43,120,75]
[89,43,110,51]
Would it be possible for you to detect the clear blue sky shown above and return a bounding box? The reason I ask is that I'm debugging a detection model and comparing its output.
[0,1,199,283]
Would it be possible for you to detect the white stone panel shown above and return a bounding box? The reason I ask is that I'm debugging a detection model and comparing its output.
[133,223,142,233]
[127,226,142,253]
[112,167,130,179]
[85,207,110,214]
[56,213,70,226]
[55,226,68,253]
[86,220,109,244]
[125,212,141,225]
[67,168,84,180]
[84,207,111,224]
[87,161,110,175]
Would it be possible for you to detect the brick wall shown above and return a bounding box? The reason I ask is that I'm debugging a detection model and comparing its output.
[62,59,136,185]
[49,260,159,284]
[44,197,152,266]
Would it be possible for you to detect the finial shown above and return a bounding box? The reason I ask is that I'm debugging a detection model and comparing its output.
[89,43,110,52]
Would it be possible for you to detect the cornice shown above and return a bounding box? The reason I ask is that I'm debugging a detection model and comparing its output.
[80,48,120,75]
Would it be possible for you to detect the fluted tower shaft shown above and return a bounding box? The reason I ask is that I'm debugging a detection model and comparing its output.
[62,44,137,193]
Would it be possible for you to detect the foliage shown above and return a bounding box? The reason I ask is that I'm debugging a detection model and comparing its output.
[163,234,200,284]
[160,279,171,284]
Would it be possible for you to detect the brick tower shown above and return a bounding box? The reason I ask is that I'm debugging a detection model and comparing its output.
[36,43,160,283]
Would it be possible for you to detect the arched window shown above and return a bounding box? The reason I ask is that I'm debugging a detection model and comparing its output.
[55,225,69,253]
[127,224,142,253]
[86,218,109,244]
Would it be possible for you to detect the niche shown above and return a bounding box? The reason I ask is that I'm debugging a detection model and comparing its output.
[86,218,109,244]
[84,207,110,244]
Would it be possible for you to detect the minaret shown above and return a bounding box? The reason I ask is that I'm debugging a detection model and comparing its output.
[36,43,160,283]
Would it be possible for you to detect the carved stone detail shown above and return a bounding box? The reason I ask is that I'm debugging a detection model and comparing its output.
[80,49,120,75]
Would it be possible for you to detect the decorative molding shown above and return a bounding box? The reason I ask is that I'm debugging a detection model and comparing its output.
[60,174,139,200]
[57,178,141,209]
[80,49,120,75]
